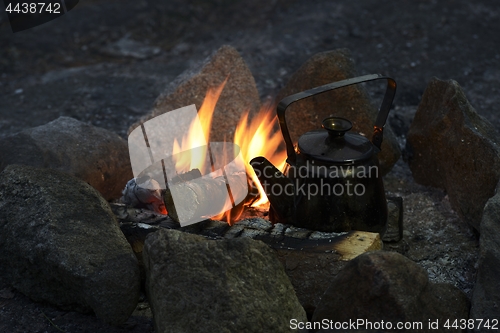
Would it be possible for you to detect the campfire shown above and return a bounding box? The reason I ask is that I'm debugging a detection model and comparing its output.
[177,78,287,224]
[124,78,287,226]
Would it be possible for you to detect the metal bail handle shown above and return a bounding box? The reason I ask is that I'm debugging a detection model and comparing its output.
[277,74,397,164]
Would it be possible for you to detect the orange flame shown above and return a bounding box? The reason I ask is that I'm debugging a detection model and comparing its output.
[234,103,286,206]
[172,79,286,223]
[172,78,227,174]
[210,139,240,225]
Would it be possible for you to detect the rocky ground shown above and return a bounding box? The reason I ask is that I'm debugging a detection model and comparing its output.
[1,0,498,331]
[1,0,499,139]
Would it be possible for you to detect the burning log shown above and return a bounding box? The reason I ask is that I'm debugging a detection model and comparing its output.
[163,169,249,225]
[121,161,254,226]
[121,177,166,214]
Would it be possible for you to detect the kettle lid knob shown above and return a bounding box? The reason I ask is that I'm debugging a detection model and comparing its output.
[322,117,352,137]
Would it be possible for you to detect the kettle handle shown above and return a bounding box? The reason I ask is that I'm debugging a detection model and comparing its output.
[277,74,397,164]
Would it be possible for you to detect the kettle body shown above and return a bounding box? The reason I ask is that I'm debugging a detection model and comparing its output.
[283,152,387,233]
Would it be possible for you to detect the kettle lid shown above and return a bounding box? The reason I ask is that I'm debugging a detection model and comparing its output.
[297,117,375,164]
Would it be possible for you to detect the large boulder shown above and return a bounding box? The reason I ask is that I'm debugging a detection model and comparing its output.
[406,78,500,231]
[143,229,307,333]
[129,45,262,143]
[471,184,500,325]
[0,116,132,200]
[312,251,469,332]
[0,165,140,325]
[275,49,401,175]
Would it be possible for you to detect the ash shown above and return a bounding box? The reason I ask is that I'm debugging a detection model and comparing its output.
[384,159,478,297]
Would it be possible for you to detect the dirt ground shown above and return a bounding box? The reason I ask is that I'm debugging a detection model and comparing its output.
[1,0,499,331]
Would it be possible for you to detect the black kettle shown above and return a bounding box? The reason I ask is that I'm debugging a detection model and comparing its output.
[250,74,396,234]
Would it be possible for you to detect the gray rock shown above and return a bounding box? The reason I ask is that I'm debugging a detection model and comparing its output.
[0,165,140,325]
[312,251,469,332]
[406,78,500,231]
[274,246,346,319]
[471,185,500,324]
[143,229,307,333]
[0,116,133,200]
[129,45,262,143]
[275,49,401,175]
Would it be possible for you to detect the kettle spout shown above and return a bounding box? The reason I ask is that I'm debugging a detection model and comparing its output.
[250,156,294,223]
